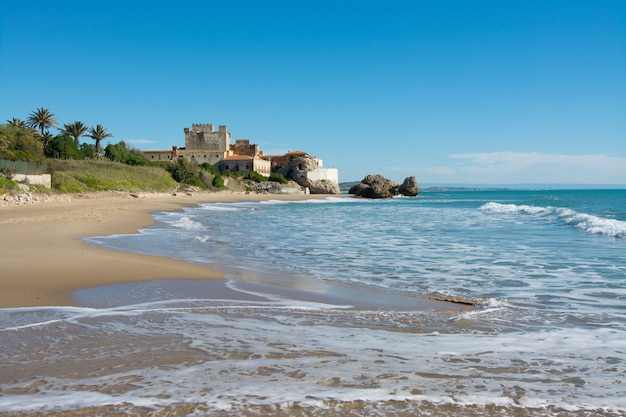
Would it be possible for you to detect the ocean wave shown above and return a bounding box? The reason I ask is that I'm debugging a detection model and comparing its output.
[197,203,249,211]
[557,211,626,238]
[165,216,205,230]
[480,202,626,238]
[479,202,553,215]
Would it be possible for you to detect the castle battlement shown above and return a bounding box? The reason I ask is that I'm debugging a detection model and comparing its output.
[190,123,215,133]
[183,122,231,151]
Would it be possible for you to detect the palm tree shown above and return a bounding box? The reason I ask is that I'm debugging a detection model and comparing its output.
[86,124,112,155]
[61,121,88,145]
[26,107,57,136]
[6,117,25,127]
[40,132,55,154]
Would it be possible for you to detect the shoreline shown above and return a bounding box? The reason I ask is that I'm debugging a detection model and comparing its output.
[0,191,336,308]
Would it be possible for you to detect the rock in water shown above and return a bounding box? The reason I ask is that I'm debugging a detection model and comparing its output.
[349,174,420,198]
[398,176,420,196]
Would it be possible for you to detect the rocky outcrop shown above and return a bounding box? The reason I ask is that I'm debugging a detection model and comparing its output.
[349,175,397,199]
[349,175,420,199]
[296,177,340,194]
[398,176,420,196]
[276,156,341,194]
[224,177,306,194]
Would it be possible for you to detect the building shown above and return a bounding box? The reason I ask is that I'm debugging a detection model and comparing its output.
[143,146,179,162]
[216,155,271,177]
[143,123,269,175]
[231,139,262,157]
[143,122,337,182]
[290,156,339,185]
[179,124,231,165]
[265,151,339,185]
[144,124,232,165]
[262,150,308,170]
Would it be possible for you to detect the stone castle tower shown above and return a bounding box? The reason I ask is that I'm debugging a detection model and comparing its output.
[184,124,231,152]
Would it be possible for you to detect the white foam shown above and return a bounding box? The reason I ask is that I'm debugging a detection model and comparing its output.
[224,279,354,310]
[197,202,249,211]
[2,310,624,414]
[480,202,626,238]
[165,216,204,230]
[558,211,626,238]
[479,201,552,215]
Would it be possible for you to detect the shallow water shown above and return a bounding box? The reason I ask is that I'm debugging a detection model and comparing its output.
[1,189,625,416]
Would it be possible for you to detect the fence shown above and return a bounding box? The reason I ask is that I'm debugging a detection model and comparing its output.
[0,159,47,175]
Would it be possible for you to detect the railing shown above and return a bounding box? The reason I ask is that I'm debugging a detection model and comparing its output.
[0,159,48,175]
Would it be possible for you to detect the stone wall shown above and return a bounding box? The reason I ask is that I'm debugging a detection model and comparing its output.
[305,168,339,184]
[13,173,51,188]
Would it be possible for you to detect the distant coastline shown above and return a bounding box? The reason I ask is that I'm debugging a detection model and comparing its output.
[339,181,626,192]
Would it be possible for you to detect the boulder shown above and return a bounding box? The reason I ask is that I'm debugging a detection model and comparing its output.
[276,156,341,194]
[238,178,306,194]
[398,176,420,196]
[298,177,341,194]
[349,174,420,199]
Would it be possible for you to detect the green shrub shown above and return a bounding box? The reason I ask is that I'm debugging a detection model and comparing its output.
[0,125,43,158]
[105,141,153,166]
[0,149,46,163]
[45,136,83,159]
[245,171,267,183]
[0,177,19,194]
[269,172,289,184]
[212,174,224,188]
[80,143,97,159]
[166,158,197,184]
[199,163,221,176]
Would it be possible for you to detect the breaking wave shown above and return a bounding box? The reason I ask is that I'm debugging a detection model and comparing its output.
[480,202,626,238]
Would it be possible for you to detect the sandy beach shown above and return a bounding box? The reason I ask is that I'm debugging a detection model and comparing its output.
[0,191,333,308]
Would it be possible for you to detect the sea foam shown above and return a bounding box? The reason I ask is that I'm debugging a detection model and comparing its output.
[480,202,626,238]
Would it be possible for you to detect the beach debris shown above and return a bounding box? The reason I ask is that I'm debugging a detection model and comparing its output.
[426,293,481,306]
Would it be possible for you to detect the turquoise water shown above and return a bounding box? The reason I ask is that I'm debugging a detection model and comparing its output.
[1,189,625,416]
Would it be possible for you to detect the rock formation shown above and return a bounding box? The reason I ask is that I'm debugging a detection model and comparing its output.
[224,177,305,194]
[398,176,420,196]
[349,175,420,199]
[276,156,341,194]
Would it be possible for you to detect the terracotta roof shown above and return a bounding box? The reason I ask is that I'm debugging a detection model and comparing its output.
[222,155,255,161]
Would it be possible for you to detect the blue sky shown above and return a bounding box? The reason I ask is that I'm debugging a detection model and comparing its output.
[1,0,624,185]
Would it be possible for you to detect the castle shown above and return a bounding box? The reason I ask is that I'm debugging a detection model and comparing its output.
[143,122,337,182]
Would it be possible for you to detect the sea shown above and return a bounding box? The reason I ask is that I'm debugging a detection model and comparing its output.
[1,188,625,416]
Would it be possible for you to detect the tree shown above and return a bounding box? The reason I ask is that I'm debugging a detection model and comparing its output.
[0,125,44,161]
[26,107,57,137]
[60,121,88,145]
[6,118,25,127]
[104,141,152,166]
[166,158,198,184]
[86,124,112,155]
[40,132,55,154]
[46,135,82,159]
[79,142,96,159]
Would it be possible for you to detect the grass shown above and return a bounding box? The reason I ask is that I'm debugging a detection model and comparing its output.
[49,159,179,193]
[0,177,20,194]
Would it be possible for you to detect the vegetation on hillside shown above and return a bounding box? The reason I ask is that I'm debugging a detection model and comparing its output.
[1,107,292,195]
[48,159,178,193]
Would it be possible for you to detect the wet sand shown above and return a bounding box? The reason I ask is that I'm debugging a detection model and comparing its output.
[0,191,334,308]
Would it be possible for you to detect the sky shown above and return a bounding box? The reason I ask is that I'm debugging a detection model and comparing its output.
[1,0,624,185]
